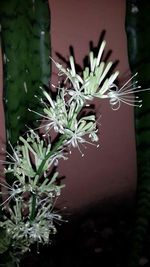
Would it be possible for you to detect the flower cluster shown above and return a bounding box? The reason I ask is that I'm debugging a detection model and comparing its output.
[0,131,64,254]
[52,41,148,110]
[0,40,149,258]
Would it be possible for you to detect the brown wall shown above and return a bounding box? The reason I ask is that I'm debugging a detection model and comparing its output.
[0,0,137,213]
[49,0,137,212]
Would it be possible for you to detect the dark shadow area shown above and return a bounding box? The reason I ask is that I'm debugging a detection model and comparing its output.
[20,195,150,267]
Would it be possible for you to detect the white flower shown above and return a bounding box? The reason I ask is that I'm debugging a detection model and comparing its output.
[83,41,119,98]
[0,180,22,206]
[51,56,84,90]
[42,89,68,133]
[68,82,93,106]
[19,130,66,176]
[64,115,99,156]
[100,73,150,110]
[29,90,68,134]
[1,130,65,182]
[21,130,51,172]
[43,89,71,134]
[51,41,119,106]
[2,140,35,179]
[1,216,56,245]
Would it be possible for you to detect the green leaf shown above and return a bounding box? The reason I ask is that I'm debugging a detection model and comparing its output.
[0,0,51,145]
[125,1,150,266]
[0,228,10,254]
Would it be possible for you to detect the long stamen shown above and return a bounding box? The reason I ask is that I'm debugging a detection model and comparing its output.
[34,94,49,110]
[0,182,12,190]
[8,141,20,162]
[107,71,150,110]
[28,108,49,120]
[120,87,150,95]
[118,86,141,95]
[118,81,138,93]
[119,98,142,107]
[0,159,16,165]
[119,73,138,91]
[0,194,13,206]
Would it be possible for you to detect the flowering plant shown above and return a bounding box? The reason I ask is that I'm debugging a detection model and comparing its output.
[0,41,148,264]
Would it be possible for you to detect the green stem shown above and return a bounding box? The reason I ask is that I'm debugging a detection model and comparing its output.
[36,134,66,177]
[30,134,66,222]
